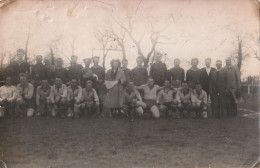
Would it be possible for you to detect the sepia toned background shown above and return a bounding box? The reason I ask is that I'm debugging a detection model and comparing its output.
[0,0,259,77]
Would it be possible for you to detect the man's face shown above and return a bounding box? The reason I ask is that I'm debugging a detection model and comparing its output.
[122,61,128,67]
[174,59,180,66]
[84,59,91,67]
[42,80,48,87]
[93,58,99,65]
[36,56,42,64]
[136,58,143,65]
[147,79,154,87]
[191,59,198,67]
[128,82,134,90]
[5,77,12,86]
[182,83,188,89]
[195,84,202,92]
[205,59,211,67]
[17,51,24,61]
[55,78,62,86]
[164,81,171,88]
[226,58,231,66]
[216,61,222,69]
[70,79,77,87]
[86,82,92,89]
[20,76,27,85]
[112,61,119,68]
[71,56,77,64]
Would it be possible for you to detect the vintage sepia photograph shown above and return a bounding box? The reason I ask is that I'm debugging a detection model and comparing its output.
[0,0,259,167]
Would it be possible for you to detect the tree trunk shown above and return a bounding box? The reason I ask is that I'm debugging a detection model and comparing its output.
[237,40,242,70]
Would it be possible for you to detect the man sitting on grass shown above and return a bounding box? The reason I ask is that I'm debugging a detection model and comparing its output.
[191,83,208,118]
[157,80,180,118]
[49,77,67,118]
[0,76,17,117]
[16,73,34,117]
[80,79,99,118]
[67,79,82,118]
[135,78,163,119]
[124,81,144,121]
[35,79,51,116]
[176,81,193,117]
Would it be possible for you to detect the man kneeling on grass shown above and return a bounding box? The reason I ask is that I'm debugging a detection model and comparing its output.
[36,79,52,116]
[80,79,99,118]
[176,81,193,117]
[191,83,208,118]
[67,79,82,118]
[50,77,67,118]
[157,80,180,118]
[135,78,163,119]
[124,81,144,121]
[16,73,34,117]
[0,77,17,117]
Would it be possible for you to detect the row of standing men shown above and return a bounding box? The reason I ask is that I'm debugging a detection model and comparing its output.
[1,49,241,119]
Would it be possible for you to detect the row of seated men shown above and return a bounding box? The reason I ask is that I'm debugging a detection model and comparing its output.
[0,73,208,119]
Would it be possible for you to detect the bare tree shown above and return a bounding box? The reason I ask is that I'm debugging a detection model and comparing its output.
[231,36,250,70]
[112,15,171,69]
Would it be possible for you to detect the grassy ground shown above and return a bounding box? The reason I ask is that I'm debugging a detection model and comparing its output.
[0,104,259,168]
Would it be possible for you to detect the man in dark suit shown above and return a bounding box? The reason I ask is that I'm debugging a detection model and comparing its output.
[168,58,185,83]
[149,52,167,86]
[186,58,201,89]
[200,58,216,98]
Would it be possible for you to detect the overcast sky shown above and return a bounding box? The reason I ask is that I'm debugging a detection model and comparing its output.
[0,0,259,78]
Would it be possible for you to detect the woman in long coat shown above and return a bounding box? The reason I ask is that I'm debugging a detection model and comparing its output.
[104,59,126,114]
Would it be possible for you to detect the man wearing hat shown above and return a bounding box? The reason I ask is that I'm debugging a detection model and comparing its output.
[90,56,105,115]
[68,55,83,82]
[149,52,167,86]
[80,79,99,117]
[223,57,241,117]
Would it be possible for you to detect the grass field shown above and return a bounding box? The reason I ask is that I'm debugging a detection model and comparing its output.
[0,104,259,168]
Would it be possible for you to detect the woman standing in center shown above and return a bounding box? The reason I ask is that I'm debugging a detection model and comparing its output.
[104,59,126,115]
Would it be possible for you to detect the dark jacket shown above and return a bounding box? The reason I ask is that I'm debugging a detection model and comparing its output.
[210,68,227,96]
[167,66,185,82]
[200,67,216,95]
[52,67,69,83]
[132,66,148,86]
[149,61,167,86]
[31,63,49,80]
[186,68,201,89]
[122,67,132,83]
[68,63,83,81]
